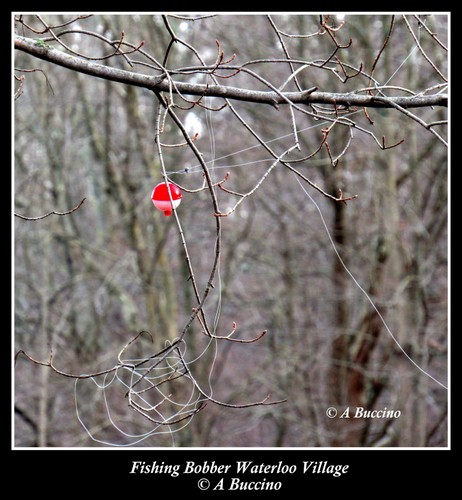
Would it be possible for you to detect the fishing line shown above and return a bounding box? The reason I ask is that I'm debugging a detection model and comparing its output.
[166,112,361,176]
[203,96,221,399]
[293,174,447,390]
[74,357,204,446]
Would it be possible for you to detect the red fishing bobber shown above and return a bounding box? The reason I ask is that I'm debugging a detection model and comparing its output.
[151,181,182,216]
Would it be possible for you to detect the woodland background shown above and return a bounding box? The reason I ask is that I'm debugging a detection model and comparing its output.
[13,13,448,447]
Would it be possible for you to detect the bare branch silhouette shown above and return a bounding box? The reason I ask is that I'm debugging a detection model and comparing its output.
[14,198,86,221]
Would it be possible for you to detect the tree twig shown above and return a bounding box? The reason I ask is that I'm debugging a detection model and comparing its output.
[14,198,86,221]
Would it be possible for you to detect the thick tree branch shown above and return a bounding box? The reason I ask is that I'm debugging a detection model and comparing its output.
[15,35,447,109]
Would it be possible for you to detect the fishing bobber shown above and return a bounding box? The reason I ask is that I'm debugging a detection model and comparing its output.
[151,181,182,216]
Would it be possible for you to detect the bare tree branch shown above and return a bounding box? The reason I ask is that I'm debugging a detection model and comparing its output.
[14,198,86,221]
[14,35,447,109]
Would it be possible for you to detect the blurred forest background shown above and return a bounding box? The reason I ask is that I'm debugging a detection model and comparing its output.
[13,13,448,447]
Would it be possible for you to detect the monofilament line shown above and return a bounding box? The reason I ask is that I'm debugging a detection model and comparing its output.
[293,174,448,391]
